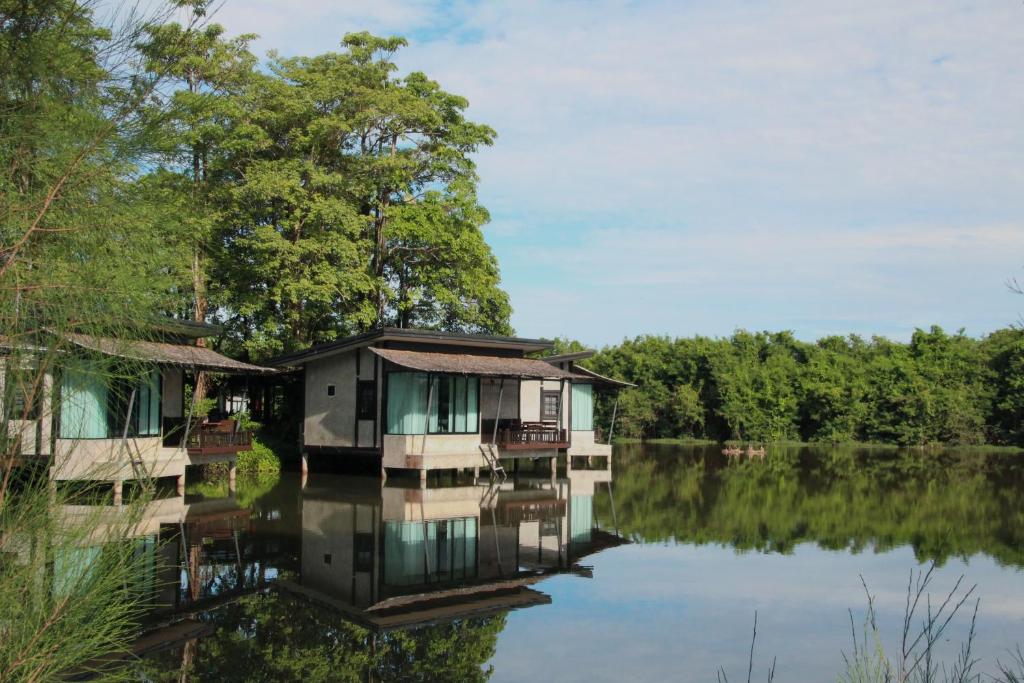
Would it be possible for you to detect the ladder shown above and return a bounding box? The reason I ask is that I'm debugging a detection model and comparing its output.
[126,440,154,490]
[479,443,507,482]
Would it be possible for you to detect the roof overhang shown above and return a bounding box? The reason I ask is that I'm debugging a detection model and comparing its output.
[570,365,636,389]
[370,347,579,380]
[65,334,275,375]
[266,328,554,367]
[542,350,596,363]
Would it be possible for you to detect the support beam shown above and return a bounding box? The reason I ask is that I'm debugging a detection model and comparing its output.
[607,395,620,445]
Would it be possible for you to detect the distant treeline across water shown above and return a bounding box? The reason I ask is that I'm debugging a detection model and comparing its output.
[579,326,1024,446]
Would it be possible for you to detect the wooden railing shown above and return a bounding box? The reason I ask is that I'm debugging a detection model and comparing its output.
[496,424,569,450]
[163,418,251,455]
[187,426,252,452]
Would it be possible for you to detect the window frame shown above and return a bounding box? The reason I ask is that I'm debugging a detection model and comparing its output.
[383,372,480,436]
[356,379,376,421]
[4,367,40,421]
[540,389,561,422]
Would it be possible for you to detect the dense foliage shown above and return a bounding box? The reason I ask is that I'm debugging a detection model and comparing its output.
[141,28,512,359]
[584,327,1024,446]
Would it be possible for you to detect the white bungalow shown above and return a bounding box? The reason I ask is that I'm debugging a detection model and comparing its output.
[267,328,631,481]
[2,321,273,501]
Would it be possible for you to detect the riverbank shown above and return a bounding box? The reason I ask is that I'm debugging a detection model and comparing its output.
[612,436,1024,453]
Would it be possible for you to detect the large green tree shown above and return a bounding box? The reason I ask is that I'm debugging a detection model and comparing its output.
[211,33,510,358]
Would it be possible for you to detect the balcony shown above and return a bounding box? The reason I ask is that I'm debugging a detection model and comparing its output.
[164,418,252,457]
[494,422,570,451]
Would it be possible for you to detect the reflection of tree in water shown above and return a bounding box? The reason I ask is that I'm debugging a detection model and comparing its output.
[139,591,506,682]
[598,443,1024,566]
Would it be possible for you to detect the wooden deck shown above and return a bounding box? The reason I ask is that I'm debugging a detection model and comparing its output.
[494,425,569,451]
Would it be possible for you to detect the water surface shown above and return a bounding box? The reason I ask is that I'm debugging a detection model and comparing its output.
[134,444,1024,681]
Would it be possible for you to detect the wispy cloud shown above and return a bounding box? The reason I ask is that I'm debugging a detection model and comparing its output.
[211,0,1024,344]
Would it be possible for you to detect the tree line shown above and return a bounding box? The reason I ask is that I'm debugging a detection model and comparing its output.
[580,326,1024,446]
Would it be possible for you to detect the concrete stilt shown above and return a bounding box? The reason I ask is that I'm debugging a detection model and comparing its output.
[301,453,309,476]
[550,455,557,479]
[228,462,237,494]
[112,480,123,506]
[176,474,186,496]
[419,469,428,488]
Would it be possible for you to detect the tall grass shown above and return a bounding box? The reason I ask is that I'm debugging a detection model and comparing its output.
[719,564,1024,683]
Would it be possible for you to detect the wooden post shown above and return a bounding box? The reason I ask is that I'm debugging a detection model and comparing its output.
[492,378,505,446]
[180,380,197,454]
[557,379,565,434]
[607,394,620,445]
[422,375,434,457]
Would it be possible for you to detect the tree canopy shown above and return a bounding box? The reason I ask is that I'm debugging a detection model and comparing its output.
[585,326,1023,446]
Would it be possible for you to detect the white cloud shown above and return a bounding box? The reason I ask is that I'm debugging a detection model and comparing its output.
[207,0,1024,343]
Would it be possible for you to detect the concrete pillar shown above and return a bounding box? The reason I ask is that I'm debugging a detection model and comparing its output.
[419,469,428,488]
[112,480,123,506]
[228,461,237,494]
[550,455,557,479]
[176,474,185,497]
[301,453,309,476]
[473,466,480,484]
[380,467,387,483]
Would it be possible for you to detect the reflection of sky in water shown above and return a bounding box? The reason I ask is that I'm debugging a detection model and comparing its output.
[491,543,1024,682]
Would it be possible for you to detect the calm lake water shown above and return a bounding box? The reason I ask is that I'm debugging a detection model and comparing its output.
[131,444,1024,681]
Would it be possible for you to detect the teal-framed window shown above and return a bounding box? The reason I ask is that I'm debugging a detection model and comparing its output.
[60,366,161,439]
[385,372,479,435]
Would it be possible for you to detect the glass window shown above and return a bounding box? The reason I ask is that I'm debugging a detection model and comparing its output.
[386,372,429,434]
[541,389,561,421]
[429,375,478,434]
[60,365,109,439]
[571,383,594,431]
[387,373,478,435]
[4,369,40,421]
[60,366,161,439]
[357,380,375,420]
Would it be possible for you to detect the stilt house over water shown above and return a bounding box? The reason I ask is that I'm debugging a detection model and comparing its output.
[2,320,274,501]
[266,328,632,481]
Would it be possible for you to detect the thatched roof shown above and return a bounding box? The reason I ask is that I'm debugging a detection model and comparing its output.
[370,347,579,380]
[65,334,274,374]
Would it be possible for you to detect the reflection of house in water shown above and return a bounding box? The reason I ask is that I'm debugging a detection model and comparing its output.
[285,463,623,631]
[36,489,297,666]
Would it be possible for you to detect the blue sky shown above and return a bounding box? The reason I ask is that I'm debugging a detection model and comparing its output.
[214,0,1024,347]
